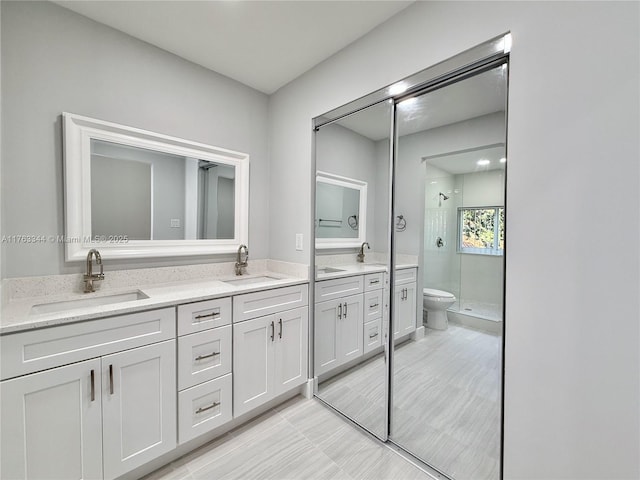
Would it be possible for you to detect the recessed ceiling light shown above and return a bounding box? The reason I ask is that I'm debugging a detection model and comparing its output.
[477,159,490,166]
[389,82,408,95]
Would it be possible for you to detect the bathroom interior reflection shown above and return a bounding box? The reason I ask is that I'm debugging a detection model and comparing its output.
[313,60,507,480]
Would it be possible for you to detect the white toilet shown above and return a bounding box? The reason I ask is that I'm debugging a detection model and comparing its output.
[423,288,456,330]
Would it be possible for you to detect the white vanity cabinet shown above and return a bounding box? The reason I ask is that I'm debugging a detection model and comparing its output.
[0,308,177,480]
[393,267,418,339]
[176,297,233,444]
[233,285,309,417]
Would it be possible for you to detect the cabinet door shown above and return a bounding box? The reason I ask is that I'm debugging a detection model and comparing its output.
[394,283,417,338]
[338,293,364,363]
[233,315,275,417]
[102,340,176,480]
[274,307,309,396]
[314,299,340,376]
[1,359,103,480]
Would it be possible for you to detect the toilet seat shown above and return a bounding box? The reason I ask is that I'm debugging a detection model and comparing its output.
[423,288,455,299]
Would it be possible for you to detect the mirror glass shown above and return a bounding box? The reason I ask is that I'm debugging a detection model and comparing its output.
[390,64,507,480]
[63,113,249,261]
[315,172,367,245]
[314,100,392,440]
[91,139,235,241]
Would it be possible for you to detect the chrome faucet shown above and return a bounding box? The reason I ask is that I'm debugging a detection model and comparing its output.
[235,244,249,275]
[84,249,104,293]
[357,242,370,263]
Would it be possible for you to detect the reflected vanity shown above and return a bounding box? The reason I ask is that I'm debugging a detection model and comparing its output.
[63,113,249,261]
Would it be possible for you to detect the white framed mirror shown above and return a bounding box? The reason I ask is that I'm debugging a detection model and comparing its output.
[63,112,249,261]
[315,171,367,249]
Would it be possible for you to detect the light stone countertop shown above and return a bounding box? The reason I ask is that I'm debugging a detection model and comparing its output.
[1,266,307,335]
[315,262,418,281]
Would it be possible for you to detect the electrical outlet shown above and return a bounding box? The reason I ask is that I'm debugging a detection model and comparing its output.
[295,233,303,251]
[170,219,180,228]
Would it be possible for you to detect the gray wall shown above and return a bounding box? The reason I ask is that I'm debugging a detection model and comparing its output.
[268,2,639,479]
[1,0,269,277]
[315,122,380,252]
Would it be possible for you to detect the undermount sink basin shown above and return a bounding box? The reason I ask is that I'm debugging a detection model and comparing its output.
[222,276,279,286]
[316,267,345,274]
[30,291,149,315]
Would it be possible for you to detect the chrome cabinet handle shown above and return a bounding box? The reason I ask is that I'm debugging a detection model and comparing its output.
[370,303,379,309]
[344,302,348,318]
[270,321,275,341]
[109,364,114,395]
[196,401,220,414]
[369,332,379,339]
[90,369,95,402]
[195,351,220,361]
[338,303,342,319]
[370,279,379,285]
[278,318,283,339]
[194,311,220,321]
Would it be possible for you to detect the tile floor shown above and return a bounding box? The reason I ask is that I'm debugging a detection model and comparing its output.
[143,395,435,480]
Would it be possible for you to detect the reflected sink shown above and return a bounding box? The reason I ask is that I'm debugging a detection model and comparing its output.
[31,291,149,315]
[222,276,279,286]
[316,267,345,274]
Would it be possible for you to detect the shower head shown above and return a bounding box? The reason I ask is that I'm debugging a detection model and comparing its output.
[439,192,449,201]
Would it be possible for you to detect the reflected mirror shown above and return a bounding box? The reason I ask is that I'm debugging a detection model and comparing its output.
[313,100,392,440]
[63,113,249,261]
[390,64,506,480]
[315,172,367,247]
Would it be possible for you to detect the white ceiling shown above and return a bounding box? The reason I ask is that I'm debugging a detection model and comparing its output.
[53,0,413,94]
[336,66,508,141]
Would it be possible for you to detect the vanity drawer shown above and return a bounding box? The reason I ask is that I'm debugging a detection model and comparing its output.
[178,297,232,336]
[178,373,232,445]
[178,325,232,390]
[315,276,364,303]
[395,267,417,285]
[364,318,382,354]
[364,272,384,292]
[1,308,175,380]
[233,285,308,323]
[364,290,384,320]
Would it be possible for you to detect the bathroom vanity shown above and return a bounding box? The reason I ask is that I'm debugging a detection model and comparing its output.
[0,265,309,480]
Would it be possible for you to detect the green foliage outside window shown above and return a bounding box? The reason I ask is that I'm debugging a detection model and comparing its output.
[459,207,504,255]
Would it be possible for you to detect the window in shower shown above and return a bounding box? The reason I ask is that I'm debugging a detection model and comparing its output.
[458,206,504,255]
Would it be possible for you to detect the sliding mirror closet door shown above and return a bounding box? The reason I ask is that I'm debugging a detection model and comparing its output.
[314,100,392,440]
[390,63,507,479]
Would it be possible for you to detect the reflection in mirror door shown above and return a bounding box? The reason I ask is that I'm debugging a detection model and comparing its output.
[313,100,392,440]
[90,139,235,241]
[390,63,507,479]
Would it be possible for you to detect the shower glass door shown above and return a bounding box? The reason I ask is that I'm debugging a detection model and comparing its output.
[390,63,507,479]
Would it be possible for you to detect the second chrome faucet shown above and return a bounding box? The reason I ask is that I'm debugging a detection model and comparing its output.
[357,242,370,263]
[235,244,249,275]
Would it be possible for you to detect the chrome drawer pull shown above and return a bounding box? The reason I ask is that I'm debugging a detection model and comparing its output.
[90,369,95,402]
[369,279,380,284]
[369,332,379,339]
[370,303,379,308]
[194,311,221,321]
[196,401,220,414]
[195,351,220,361]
